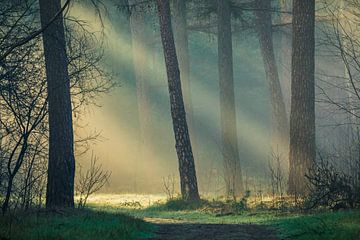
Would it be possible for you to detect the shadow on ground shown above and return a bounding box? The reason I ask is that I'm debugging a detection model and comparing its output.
[144,218,277,240]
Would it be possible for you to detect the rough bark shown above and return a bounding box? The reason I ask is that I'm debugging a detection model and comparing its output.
[129,0,152,164]
[217,0,243,198]
[254,0,289,161]
[156,0,200,201]
[171,0,196,152]
[288,0,316,196]
[39,0,75,208]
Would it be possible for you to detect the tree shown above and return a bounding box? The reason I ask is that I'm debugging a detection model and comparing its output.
[128,0,153,166]
[254,0,289,163]
[171,0,196,155]
[0,0,110,213]
[288,0,316,196]
[39,0,76,208]
[156,0,200,201]
[278,0,292,118]
[217,0,243,198]
[0,42,48,213]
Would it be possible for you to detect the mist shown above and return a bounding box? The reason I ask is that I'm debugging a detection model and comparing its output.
[68,1,279,195]
[65,0,355,197]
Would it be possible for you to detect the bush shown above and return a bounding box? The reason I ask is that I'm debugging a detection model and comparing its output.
[305,158,360,210]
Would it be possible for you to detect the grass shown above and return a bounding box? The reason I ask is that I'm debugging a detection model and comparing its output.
[1,197,359,240]
[97,198,297,224]
[99,198,360,240]
[274,210,360,240]
[0,208,153,240]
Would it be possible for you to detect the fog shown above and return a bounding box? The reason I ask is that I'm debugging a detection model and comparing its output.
[68,1,352,195]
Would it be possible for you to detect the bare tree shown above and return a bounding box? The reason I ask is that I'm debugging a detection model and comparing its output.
[0,0,111,213]
[268,149,286,207]
[76,154,110,208]
[0,47,48,213]
[162,174,176,200]
[315,0,360,191]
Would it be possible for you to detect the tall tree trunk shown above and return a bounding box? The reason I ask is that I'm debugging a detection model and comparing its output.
[156,0,200,201]
[171,0,197,155]
[39,0,75,208]
[279,0,292,119]
[217,0,243,198]
[288,0,316,196]
[254,0,289,162]
[129,0,152,173]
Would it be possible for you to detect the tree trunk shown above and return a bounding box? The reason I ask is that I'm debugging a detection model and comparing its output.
[288,0,316,196]
[217,0,243,198]
[2,135,29,213]
[39,0,75,208]
[279,0,292,119]
[171,0,197,155]
[156,0,200,201]
[254,0,289,162]
[1,176,13,213]
[129,0,152,170]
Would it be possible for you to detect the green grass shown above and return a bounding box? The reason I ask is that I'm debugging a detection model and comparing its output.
[1,199,359,240]
[98,199,360,240]
[0,209,153,240]
[274,210,360,240]
[97,198,296,224]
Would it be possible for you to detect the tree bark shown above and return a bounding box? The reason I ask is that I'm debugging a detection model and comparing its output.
[254,0,289,161]
[156,0,200,201]
[288,0,316,196]
[217,0,243,198]
[171,0,196,155]
[39,0,75,208]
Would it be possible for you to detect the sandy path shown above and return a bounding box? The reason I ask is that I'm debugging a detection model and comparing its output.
[143,218,278,240]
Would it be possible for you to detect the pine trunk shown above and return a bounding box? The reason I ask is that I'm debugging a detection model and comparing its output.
[129,0,152,166]
[288,0,316,196]
[39,0,75,208]
[156,0,200,201]
[171,0,197,158]
[279,0,292,119]
[255,0,289,161]
[217,0,243,198]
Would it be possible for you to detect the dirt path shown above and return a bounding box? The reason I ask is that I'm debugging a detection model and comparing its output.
[143,218,278,240]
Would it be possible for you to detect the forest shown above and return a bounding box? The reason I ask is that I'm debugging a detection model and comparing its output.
[0,0,360,239]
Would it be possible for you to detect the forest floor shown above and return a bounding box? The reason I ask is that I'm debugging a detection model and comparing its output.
[93,194,360,240]
[1,194,360,240]
[143,217,277,240]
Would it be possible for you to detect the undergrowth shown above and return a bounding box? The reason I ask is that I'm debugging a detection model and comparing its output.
[0,208,152,240]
